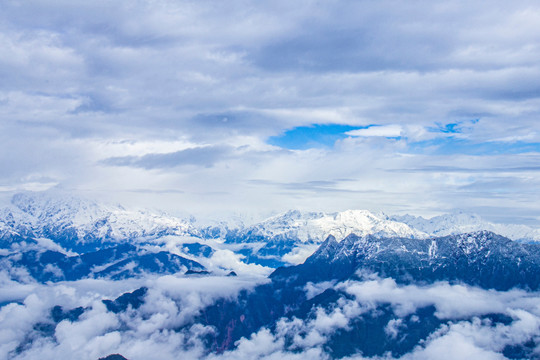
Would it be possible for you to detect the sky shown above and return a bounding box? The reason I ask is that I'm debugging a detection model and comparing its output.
[1,0,540,224]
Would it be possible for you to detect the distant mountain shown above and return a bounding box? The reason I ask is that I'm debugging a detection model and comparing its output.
[226,209,540,245]
[225,209,428,243]
[0,191,199,252]
[272,231,540,290]
[0,243,206,282]
[221,209,430,267]
[391,211,540,242]
[221,209,540,267]
[2,191,540,271]
[196,231,540,357]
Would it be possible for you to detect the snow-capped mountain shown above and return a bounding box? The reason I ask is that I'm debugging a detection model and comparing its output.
[225,209,429,243]
[0,191,198,251]
[3,191,540,360]
[195,230,540,357]
[4,192,540,250]
[272,230,540,291]
[219,209,432,267]
[225,209,540,245]
[2,191,540,272]
[220,209,540,266]
[391,212,540,242]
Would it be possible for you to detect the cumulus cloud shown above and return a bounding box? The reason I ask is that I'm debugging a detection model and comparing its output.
[282,245,320,265]
[2,272,540,359]
[395,312,540,360]
[205,249,273,276]
[0,272,268,360]
[339,277,533,319]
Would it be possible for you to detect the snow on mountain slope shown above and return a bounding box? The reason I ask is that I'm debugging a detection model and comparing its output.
[274,230,540,291]
[0,205,34,238]
[3,191,540,256]
[230,209,429,243]
[222,209,540,267]
[2,191,198,248]
[391,211,540,242]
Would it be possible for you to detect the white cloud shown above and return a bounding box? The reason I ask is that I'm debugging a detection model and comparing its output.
[385,318,404,339]
[3,273,540,359]
[282,245,320,265]
[406,326,507,360]
[346,125,403,138]
[0,272,270,359]
[0,0,538,222]
[304,281,335,300]
[54,302,120,352]
[340,277,528,319]
[206,249,273,276]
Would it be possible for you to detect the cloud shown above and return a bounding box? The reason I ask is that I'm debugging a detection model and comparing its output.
[204,249,273,277]
[402,326,508,360]
[3,271,540,359]
[346,125,403,138]
[397,310,540,360]
[340,277,530,319]
[0,0,539,224]
[0,272,268,360]
[102,146,233,169]
[53,302,120,353]
[282,245,321,265]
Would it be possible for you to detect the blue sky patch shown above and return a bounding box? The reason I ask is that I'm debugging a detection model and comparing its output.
[268,124,366,149]
[438,123,461,133]
[429,119,479,134]
[410,137,540,156]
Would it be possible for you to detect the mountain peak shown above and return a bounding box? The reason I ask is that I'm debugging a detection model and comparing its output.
[293,230,540,290]
[234,209,428,244]
[392,212,540,241]
[3,191,196,251]
[306,235,339,263]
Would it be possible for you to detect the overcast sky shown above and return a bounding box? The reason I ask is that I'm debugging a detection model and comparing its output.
[1,0,540,224]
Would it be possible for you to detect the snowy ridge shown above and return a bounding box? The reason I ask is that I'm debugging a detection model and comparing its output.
[277,230,540,292]
[391,212,540,242]
[0,205,32,238]
[2,191,540,256]
[2,191,197,247]
[239,209,540,244]
[233,209,429,243]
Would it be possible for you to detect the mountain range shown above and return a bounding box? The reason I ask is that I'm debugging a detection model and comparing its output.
[195,230,540,357]
[3,192,540,250]
[2,191,540,359]
[1,191,540,274]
